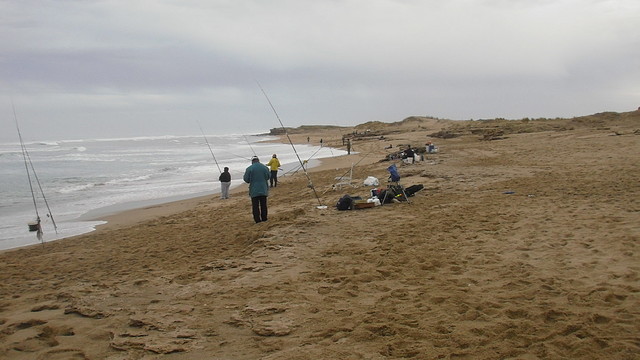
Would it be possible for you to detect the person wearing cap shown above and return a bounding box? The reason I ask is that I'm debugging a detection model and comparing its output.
[218,167,231,199]
[243,156,271,223]
[266,154,281,187]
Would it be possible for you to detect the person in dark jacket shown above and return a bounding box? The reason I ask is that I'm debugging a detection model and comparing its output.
[403,146,415,164]
[219,167,231,199]
[243,156,271,223]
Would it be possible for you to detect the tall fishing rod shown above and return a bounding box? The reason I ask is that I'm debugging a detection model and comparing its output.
[12,103,58,238]
[197,121,222,174]
[256,81,324,207]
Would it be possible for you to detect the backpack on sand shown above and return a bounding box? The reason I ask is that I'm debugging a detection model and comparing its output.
[336,195,362,210]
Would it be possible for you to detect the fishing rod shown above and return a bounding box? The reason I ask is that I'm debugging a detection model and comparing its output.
[197,121,222,174]
[12,103,58,239]
[256,81,324,208]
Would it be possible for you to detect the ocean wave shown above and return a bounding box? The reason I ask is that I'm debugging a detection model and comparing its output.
[91,135,200,142]
[42,135,192,143]
[105,175,152,185]
[0,199,23,209]
[59,183,97,194]
[0,150,20,158]
[56,150,124,161]
[35,141,60,146]
[58,175,151,193]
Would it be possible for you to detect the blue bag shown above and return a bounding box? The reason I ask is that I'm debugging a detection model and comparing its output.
[387,164,401,182]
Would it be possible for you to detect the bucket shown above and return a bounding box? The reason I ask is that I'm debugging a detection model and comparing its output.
[28,221,39,232]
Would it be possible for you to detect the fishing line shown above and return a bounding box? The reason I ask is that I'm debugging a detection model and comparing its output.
[197,121,222,174]
[331,145,376,187]
[220,149,252,162]
[12,102,58,237]
[284,145,323,176]
[255,81,324,207]
[242,134,258,157]
[14,109,39,220]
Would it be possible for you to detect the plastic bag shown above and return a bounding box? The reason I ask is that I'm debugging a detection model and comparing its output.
[363,176,379,186]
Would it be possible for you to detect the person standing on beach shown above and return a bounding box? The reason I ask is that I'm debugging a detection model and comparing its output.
[219,167,231,199]
[243,156,270,223]
[403,146,415,164]
[266,154,281,187]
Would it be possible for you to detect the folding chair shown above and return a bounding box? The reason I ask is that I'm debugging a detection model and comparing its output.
[323,163,357,194]
[381,164,410,204]
[333,163,356,190]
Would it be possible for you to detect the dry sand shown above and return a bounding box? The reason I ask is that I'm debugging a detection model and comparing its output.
[0,112,638,359]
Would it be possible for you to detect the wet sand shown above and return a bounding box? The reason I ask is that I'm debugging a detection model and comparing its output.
[0,112,638,359]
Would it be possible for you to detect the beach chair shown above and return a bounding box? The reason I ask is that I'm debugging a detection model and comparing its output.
[332,163,356,190]
[381,164,410,204]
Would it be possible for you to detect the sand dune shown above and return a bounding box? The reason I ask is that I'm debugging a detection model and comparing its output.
[1,112,638,359]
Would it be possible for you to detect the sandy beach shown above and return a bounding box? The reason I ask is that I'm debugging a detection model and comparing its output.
[1,112,638,359]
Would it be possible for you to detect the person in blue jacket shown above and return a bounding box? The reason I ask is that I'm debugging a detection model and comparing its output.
[243,156,271,223]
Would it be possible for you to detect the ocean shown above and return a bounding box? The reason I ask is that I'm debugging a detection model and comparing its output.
[0,134,344,251]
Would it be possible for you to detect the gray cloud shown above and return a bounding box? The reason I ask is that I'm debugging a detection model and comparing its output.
[1,0,639,141]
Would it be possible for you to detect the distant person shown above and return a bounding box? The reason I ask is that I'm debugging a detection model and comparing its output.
[219,167,231,199]
[266,154,281,187]
[307,136,310,142]
[403,146,415,164]
[320,138,323,146]
[243,156,270,223]
[347,139,351,155]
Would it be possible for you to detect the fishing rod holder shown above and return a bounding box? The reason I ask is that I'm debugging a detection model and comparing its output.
[28,219,40,232]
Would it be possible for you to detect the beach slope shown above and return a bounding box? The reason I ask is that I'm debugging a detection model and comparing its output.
[1,112,638,359]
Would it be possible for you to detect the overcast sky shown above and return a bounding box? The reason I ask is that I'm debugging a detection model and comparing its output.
[1,0,638,142]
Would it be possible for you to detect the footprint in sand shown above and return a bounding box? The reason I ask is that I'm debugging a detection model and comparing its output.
[36,348,87,360]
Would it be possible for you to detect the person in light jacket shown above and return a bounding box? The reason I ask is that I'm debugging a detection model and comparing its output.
[266,154,281,188]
